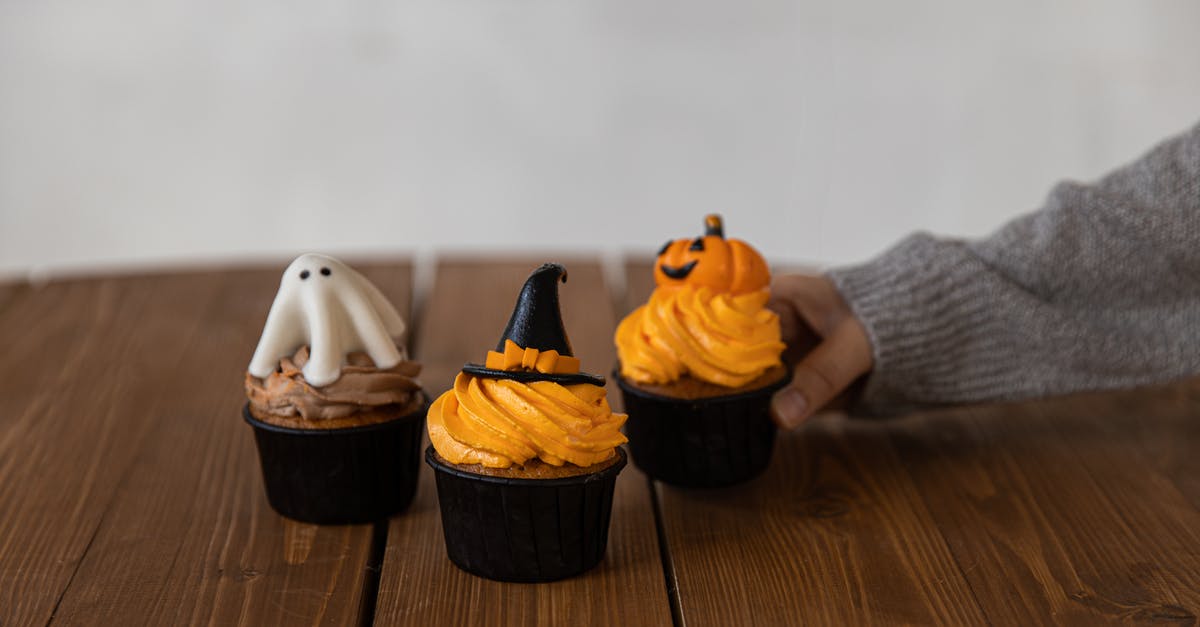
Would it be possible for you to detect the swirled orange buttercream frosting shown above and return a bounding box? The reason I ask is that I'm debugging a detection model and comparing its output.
[616,286,785,388]
[427,347,627,469]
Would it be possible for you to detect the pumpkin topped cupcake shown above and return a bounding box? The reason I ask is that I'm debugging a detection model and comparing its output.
[425,263,627,582]
[617,214,786,395]
[615,215,788,487]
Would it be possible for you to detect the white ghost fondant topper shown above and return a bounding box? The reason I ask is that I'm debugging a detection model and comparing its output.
[248,253,408,387]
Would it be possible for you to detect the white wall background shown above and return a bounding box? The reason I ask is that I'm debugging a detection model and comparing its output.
[2,0,1199,277]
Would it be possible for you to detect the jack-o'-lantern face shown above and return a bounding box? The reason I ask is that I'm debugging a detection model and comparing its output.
[654,214,770,294]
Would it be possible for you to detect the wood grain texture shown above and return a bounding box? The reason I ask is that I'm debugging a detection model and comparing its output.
[374,258,671,627]
[625,259,986,626]
[620,259,654,312]
[0,279,26,314]
[633,257,1200,625]
[889,383,1200,626]
[1102,378,1200,510]
[0,262,412,627]
[657,421,992,626]
[5,257,1197,627]
[0,275,225,627]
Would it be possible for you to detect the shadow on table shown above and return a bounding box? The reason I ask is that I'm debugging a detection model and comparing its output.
[656,376,1200,530]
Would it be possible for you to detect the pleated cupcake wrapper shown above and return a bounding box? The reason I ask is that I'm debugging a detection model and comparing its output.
[425,446,627,583]
[616,370,788,488]
[243,395,428,524]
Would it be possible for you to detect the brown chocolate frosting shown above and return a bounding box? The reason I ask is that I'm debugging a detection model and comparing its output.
[245,345,422,420]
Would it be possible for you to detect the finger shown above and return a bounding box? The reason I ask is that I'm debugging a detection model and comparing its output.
[767,275,827,349]
[766,290,805,345]
[768,298,819,359]
[768,274,849,339]
[770,319,872,430]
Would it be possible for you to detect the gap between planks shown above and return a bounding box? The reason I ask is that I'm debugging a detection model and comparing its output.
[370,257,674,627]
[627,259,989,625]
[19,259,1192,625]
[0,262,412,627]
[633,258,1200,625]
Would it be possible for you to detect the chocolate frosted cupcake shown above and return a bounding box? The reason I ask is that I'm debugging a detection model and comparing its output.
[426,263,628,582]
[615,215,787,488]
[243,253,428,524]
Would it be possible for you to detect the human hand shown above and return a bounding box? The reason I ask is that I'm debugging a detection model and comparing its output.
[767,274,873,429]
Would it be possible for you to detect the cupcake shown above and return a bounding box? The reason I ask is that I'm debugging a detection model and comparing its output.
[243,253,428,524]
[426,263,628,582]
[615,215,787,487]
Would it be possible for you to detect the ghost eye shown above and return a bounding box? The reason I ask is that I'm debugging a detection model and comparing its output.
[689,238,705,251]
[656,240,672,256]
[299,270,311,280]
[320,267,331,277]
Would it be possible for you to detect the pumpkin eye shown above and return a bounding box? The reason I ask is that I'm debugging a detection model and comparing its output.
[689,238,705,252]
[656,240,672,256]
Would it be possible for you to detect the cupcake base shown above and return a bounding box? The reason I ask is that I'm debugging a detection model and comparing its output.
[425,446,627,583]
[243,395,428,524]
[616,369,788,488]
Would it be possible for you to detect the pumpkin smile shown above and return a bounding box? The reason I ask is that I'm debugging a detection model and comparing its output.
[659,260,698,280]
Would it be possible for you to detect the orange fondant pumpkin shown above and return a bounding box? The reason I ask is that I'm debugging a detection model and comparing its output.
[653,214,770,294]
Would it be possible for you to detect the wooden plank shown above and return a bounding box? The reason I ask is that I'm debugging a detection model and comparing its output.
[619,259,653,312]
[48,262,411,626]
[624,258,987,625]
[889,385,1200,625]
[0,280,26,314]
[1105,378,1200,510]
[0,275,225,627]
[0,262,410,626]
[657,421,992,626]
[374,258,671,627]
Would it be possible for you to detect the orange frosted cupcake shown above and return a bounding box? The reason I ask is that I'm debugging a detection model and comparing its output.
[425,263,627,582]
[615,215,787,487]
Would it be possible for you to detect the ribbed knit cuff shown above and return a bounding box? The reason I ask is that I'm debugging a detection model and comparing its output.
[826,233,1017,416]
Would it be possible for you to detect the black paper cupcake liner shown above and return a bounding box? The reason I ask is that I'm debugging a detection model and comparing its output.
[243,395,428,524]
[615,370,788,488]
[425,446,626,583]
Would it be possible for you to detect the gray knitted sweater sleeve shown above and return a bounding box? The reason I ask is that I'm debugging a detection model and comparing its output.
[827,122,1200,416]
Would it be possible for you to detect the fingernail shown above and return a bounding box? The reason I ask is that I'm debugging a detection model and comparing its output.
[771,388,808,429]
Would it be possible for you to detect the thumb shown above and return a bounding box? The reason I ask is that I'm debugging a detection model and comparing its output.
[770,319,872,430]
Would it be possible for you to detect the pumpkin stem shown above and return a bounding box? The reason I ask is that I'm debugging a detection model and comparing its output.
[704,214,725,238]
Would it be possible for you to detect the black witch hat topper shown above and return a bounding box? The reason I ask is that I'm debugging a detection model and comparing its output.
[462,263,606,386]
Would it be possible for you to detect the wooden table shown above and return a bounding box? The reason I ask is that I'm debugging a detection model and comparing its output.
[2,257,1198,626]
